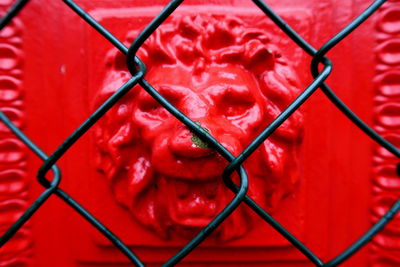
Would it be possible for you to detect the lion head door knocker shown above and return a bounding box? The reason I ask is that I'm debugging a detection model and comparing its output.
[94,14,303,242]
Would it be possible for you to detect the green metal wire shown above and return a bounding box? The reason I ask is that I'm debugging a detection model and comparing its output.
[0,0,399,266]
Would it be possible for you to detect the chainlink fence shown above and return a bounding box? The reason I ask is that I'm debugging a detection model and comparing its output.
[0,0,399,266]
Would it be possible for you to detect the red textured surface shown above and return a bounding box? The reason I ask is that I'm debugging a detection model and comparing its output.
[94,13,303,244]
[0,0,398,266]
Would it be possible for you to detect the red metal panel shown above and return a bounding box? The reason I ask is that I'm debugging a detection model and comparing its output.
[0,0,398,266]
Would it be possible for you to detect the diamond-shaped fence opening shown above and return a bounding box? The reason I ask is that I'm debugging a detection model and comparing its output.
[0,0,399,266]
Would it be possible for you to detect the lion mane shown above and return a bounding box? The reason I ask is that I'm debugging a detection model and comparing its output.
[94,14,303,241]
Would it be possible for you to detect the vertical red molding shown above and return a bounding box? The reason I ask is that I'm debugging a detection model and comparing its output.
[0,1,32,266]
[372,1,400,266]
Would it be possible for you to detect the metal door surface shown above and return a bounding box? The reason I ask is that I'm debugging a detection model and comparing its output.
[0,0,399,266]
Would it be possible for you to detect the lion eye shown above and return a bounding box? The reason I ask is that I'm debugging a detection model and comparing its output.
[138,93,181,120]
[220,92,254,118]
[138,85,185,120]
[140,98,162,112]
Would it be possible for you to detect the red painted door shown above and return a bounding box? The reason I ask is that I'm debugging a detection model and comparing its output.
[0,0,399,266]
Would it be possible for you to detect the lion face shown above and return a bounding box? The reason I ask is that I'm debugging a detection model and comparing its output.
[95,14,303,241]
[136,64,265,226]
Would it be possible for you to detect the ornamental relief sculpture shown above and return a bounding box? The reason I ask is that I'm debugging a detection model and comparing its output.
[94,14,304,242]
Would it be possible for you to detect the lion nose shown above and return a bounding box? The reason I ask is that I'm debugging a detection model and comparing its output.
[169,126,214,158]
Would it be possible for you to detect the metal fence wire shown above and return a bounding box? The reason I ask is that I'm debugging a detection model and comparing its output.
[0,0,399,266]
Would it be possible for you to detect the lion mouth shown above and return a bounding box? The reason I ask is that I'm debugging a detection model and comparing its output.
[166,177,224,227]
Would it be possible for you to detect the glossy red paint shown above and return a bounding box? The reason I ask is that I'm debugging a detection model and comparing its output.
[0,0,399,266]
[95,14,303,242]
